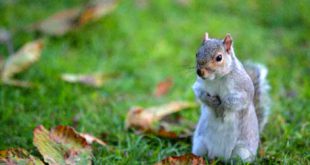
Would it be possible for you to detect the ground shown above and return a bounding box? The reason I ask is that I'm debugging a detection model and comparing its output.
[0,0,309,164]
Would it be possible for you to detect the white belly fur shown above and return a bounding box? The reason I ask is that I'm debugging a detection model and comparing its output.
[196,105,239,160]
[192,77,239,160]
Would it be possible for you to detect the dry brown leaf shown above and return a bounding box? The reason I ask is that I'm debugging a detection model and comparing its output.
[0,148,44,165]
[156,127,179,139]
[149,127,182,139]
[61,73,107,87]
[156,153,206,165]
[126,101,196,139]
[150,122,194,139]
[1,40,43,87]
[33,0,118,36]
[80,133,107,146]
[34,8,81,36]
[33,125,92,165]
[154,78,173,97]
[125,101,196,131]
[79,0,119,25]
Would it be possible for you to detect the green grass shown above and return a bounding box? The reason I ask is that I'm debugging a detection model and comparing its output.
[1,0,310,164]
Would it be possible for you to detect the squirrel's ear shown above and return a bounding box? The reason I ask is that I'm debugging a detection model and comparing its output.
[204,32,209,41]
[223,33,232,53]
[202,32,209,43]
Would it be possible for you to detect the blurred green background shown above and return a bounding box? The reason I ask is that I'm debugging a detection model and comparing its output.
[0,0,309,164]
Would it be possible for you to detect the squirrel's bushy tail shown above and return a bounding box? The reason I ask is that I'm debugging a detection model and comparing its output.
[244,62,270,132]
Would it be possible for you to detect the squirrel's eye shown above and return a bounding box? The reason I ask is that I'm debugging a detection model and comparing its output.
[216,55,222,62]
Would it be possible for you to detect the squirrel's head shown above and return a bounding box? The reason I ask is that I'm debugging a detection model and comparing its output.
[195,33,234,80]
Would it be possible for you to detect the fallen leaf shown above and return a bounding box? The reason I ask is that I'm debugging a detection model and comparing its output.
[34,8,81,36]
[154,78,173,97]
[1,40,43,87]
[154,127,179,139]
[33,0,118,36]
[33,125,92,165]
[0,148,44,165]
[126,101,195,130]
[156,153,206,165]
[150,120,194,139]
[79,0,119,25]
[80,133,107,146]
[61,73,107,87]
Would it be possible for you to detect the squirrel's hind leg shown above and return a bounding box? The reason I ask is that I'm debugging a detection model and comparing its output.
[231,145,255,162]
[192,135,208,156]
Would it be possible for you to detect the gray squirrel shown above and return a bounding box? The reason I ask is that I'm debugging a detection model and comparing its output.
[192,33,270,162]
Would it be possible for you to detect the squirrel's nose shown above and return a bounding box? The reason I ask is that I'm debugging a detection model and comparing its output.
[196,69,203,77]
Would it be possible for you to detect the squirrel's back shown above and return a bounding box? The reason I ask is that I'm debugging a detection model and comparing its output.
[243,62,270,132]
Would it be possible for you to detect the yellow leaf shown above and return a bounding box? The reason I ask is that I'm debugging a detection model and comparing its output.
[33,125,92,165]
[61,73,107,87]
[0,148,44,165]
[34,8,81,36]
[33,0,118,36]
[79,133,107,146]
[1,40,43,87]
[126,101,195,130]
[79,0,119,25]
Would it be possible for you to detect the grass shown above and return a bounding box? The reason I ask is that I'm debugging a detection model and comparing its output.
[0,0,310,164]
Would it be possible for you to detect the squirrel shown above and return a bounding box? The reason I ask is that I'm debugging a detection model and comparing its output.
[192,33,270,162]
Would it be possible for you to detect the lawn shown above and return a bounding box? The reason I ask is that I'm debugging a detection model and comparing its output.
[0,0,309,164]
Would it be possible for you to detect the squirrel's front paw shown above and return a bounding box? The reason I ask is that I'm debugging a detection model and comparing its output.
[208,95,221,106]
[197,90,221,107]
[205,94,221,107]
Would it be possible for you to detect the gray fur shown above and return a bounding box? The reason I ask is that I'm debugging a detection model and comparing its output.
[197,39,223,65]
[243,62,270,132]
[192,35,269,162]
